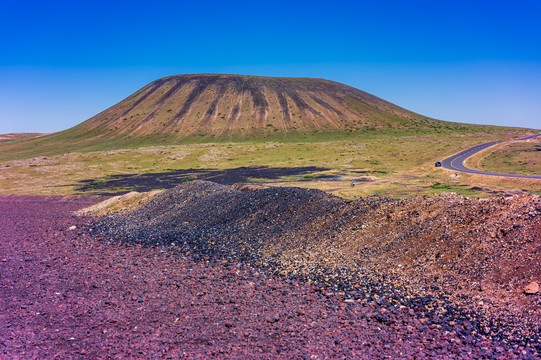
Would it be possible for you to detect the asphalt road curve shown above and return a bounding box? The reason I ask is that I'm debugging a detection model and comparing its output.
[440,134,541,179]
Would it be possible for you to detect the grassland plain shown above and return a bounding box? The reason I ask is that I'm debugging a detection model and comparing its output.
[1,130,539,198]
[468,136,541,176]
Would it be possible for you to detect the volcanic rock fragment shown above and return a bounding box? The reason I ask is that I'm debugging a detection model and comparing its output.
[524,281,539,295]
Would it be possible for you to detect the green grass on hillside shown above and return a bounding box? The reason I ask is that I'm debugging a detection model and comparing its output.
[0,124,525,162]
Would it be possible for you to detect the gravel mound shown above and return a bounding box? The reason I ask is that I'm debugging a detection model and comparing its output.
[98,181,342,258]
[95,180,541,348]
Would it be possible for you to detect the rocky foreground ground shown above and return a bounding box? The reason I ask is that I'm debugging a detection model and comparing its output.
[1,184,540,358]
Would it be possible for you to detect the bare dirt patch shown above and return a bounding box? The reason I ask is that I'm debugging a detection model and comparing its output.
[0,133,43,143]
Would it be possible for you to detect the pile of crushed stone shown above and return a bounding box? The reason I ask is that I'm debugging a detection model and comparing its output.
[93,180,541,347]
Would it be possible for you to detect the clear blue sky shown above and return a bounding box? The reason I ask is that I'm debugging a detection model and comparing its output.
[1,0,540,133]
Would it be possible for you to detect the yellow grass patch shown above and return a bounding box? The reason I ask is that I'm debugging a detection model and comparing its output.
[75,190,165,216]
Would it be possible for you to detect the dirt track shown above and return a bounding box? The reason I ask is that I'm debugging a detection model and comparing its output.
[1,193,539,358]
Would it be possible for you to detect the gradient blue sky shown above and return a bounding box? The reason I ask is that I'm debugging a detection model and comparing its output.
[1,0,540,133]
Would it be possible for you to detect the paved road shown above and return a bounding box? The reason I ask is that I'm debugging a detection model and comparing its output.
[440,134,541,179]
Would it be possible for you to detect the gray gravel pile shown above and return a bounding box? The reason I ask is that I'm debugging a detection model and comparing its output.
[97,180,346,262]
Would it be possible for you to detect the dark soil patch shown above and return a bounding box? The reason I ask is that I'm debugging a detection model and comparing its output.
[75,165,331,196]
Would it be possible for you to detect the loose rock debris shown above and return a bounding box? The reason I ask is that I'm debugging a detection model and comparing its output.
[524,282,539,295]
[1,185,540,358]
[93,180,541,353]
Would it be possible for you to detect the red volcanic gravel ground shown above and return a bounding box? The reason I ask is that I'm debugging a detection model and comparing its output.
[0,195,535,359]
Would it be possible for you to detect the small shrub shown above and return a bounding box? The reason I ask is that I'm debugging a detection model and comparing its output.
[432,182,451,189]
